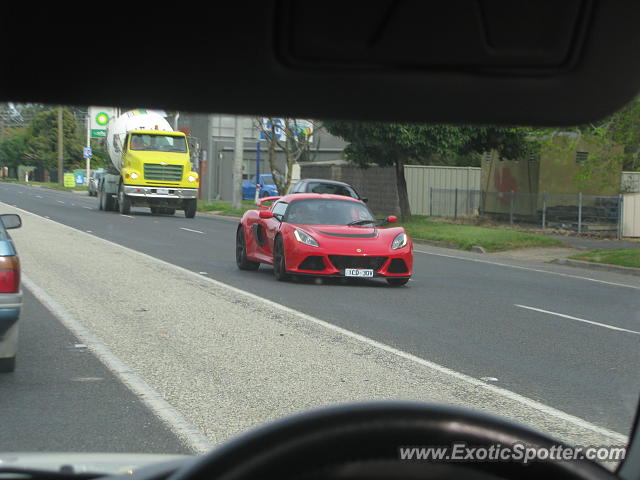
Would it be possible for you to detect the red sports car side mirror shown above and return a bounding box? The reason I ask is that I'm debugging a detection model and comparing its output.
[387,215,397,224]
[259,210,274,219]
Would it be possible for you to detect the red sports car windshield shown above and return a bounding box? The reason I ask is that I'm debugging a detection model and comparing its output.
[285,199,374,226]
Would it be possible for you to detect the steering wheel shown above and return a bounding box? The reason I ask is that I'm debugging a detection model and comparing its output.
[168,401,617,480]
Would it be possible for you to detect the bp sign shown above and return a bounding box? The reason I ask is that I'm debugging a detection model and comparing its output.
[89,107,116,138]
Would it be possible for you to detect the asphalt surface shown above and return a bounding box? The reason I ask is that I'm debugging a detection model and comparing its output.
[0,288,191,454]
[1,182,639,439]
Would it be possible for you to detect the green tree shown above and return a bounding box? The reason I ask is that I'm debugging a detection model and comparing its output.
[24,108,84,171]
[0,128,28,168]
[583,95,640,171]
[323,122,532,219]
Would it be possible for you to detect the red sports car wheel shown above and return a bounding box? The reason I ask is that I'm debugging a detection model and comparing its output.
[273,236,289,281]
[236,227,260,271]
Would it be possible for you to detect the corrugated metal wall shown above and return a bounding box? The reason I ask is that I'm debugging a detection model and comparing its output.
[405,165,481,215]
[623,193,640,237]
[622,171,640,193]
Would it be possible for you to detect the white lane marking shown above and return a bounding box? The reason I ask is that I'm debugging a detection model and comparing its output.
[515,304,640,336]
[22,274,213,454]
[57,200,64,204]
[414,249,640,291]
[6,203,628,443]
[35,195,43,199]
[83,207,92,210]
[180,227,205,234]
[120,215,134,219]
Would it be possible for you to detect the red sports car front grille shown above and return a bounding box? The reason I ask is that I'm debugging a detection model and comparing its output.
[328,255,387,271]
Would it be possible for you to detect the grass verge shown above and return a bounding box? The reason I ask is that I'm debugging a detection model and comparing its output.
[197,200,257,216]
[400,216,562,252]
[568,249,640,269]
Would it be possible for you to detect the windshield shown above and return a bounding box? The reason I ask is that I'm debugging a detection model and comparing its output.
[308,182,356,198]
[262,175,276,186]
[0,103,637,471]
[129,134,187,153]
[285,198,374,225]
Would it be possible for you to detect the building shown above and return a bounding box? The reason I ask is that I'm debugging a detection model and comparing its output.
[172,113,347,202]
[480,133,623,227]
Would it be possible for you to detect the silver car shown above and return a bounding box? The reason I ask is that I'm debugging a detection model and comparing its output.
[0,213,22,373]
[89,171,106,197]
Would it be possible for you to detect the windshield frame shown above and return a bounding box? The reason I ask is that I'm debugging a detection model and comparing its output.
[282,198,375,226]
[128,133,188,153]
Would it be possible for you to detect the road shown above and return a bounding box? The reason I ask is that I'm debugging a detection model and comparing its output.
[0,288,190,453]
[0,181,639,449]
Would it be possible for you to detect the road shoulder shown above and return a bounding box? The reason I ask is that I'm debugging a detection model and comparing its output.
[2,201,628,450]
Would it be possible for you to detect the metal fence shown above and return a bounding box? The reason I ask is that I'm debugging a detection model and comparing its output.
[427,188,623,237]
[405,165,481,215]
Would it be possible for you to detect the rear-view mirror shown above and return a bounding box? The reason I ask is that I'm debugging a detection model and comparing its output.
[259,210,274,219]
[386,215,397,224]
[1,214,22,229]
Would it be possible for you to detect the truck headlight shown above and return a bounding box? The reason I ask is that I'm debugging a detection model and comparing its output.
[188,175,197,182]
[130,172,139,180]
[391,232,407,250]
[294,229,319,247]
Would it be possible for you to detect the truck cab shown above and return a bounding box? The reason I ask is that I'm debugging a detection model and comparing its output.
[100,126,200,218]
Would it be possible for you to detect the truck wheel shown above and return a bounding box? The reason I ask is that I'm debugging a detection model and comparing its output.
[98,190,104,210]
[0,356,16,373]
[150,207,159,214]
[105,191,116,211]
[184,199,197,218]
[118,184,131,215]
[101,189,114,211]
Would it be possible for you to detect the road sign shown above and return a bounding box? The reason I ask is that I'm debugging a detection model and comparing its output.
[63,173,75,187]
[291,119,314,143]
[259,118,285,141]
[89,107,116,138]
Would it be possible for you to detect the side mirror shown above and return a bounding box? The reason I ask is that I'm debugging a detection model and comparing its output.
[386,215,397,224]
[259,210,274,219]
[360,196,368,203]
[1,214,21,229]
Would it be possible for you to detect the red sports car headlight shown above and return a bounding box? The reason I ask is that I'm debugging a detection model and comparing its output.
[293,229,319,248]
[391,232,408,250]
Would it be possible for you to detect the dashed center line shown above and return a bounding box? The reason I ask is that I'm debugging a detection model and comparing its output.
[180,227,205,234]
[515,304,640,336]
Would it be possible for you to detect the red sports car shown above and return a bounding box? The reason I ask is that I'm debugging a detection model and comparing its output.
[236,193,413,286]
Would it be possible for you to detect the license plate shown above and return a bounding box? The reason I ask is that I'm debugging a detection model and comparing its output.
[345,268,374,278]
[156,188,169,195]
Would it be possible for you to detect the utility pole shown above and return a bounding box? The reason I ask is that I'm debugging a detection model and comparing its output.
[232,116,244,210]
[85,110,91,186]
[57,106,64,185]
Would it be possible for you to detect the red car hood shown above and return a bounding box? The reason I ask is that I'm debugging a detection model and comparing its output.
[297,224,404,241]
